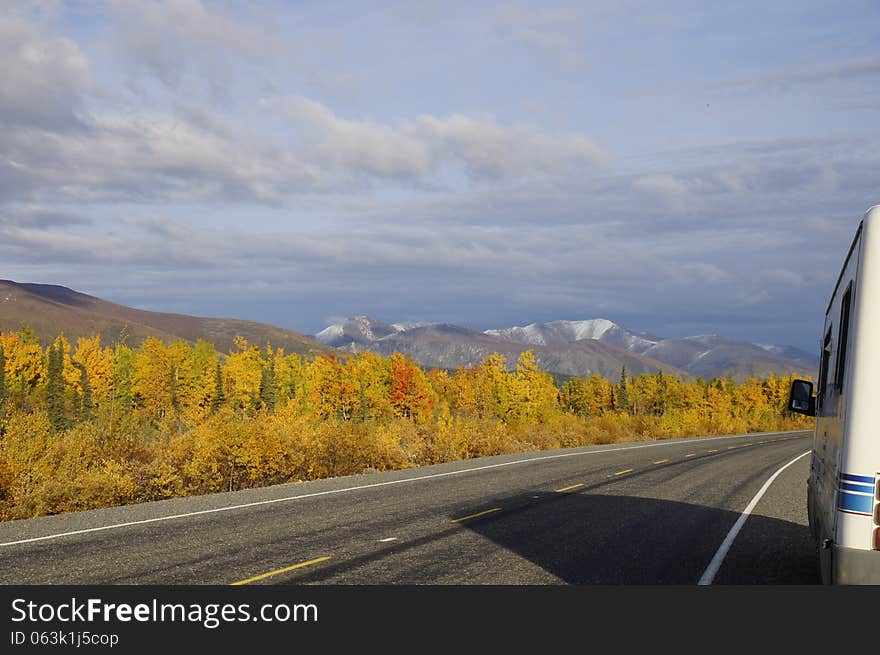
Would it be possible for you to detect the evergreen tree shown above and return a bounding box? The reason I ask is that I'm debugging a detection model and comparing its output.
[71,389,81,424]
[113,344,134,412]
[656,370,667,415]
[19,323,39,346]
[75,361,93,422]
[211,362,225,412]
[356,382,369,422]
[169,363,179,413]
[46,343,67,433]
[259,360,276,413]
[618,365,630,415]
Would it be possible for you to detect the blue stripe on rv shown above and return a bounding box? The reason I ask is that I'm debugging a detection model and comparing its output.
[841,481,875,494]
[842,473,876,484]
[839,491,874,515]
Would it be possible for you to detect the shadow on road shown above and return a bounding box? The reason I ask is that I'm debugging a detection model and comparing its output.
[284,477,820,585]
[455,491,821,584]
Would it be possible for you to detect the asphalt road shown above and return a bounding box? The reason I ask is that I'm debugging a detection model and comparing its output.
[0,430,819,584]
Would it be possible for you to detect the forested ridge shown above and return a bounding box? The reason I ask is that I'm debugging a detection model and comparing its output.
[0,327,811,520]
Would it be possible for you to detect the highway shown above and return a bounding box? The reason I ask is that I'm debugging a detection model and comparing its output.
[0,430,819,584]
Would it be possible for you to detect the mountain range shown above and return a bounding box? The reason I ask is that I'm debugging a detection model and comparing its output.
[0,280,332,356]
[0,279,817,381]
[316,316,817,381]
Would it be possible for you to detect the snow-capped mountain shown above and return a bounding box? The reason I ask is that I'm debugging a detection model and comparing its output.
[315,316,410,348]
[316,318,688,378]
[315,316,816,380]
[485,319,659,352]
[488,320,817,379]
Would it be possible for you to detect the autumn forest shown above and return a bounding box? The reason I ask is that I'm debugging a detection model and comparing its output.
[0,327,811,521]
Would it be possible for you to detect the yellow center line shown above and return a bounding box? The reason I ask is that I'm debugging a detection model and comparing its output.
[451,507,503,523]
[727,446,738,449]
[653,459,669,464]
[231,556,331,586]
[685,453,697,458]
[555,483,584,493]
[614,469,634,476]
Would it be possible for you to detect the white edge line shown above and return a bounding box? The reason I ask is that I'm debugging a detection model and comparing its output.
[1,431,809,548]
[697,450,810,586]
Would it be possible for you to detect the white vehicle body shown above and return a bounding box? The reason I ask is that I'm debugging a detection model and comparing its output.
[800,205,880,583]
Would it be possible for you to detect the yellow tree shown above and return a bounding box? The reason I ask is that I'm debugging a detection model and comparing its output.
[224,336,265,419]
[345,352,391,422]
[165,340,192,416]
[476,353,511,420]
[705,381,735,433]
[51,335,81,390]
[73,336,114,414]
[132,337,173,420]
[583,375,613,416]
[449,367,480,417]
[661,375,686,413]
[732,377,768,428]
[426,368,451,397]
[305,354,354,420]
[0,330,45,399]
[274,352,306,409]
[512,350,558,424]
[177,339,218,424]
[560,377,591,416]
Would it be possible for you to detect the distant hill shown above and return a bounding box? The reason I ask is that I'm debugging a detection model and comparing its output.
[316,317,689,379]
[0,280,333,356]
[753,343,818,369]
[316,316,817,381]
[488,319,817,381]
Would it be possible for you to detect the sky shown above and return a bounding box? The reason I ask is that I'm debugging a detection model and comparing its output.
[1,0,878,352]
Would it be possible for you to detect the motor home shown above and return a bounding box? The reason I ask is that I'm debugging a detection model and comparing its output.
[789,204,880,584]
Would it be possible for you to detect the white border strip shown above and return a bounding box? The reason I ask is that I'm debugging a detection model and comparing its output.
[698,450,810,585]
[0,431,806,548]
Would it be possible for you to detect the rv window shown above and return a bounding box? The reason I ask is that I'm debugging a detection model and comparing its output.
[817,327,832,411]
[835,283,852,392]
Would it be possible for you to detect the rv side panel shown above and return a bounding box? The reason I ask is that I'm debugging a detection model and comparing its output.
[841,207,880,552]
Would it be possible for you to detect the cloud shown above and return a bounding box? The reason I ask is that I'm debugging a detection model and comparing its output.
[0,8,607,209]
[761,268,807,287]
[276,97,435,180]
[0,206,91,229]
[0,213,217,268]
[416,113,607,179]
[107,0,285,93]
[632,174,700,213]
[272,96,607,184]
[0,15,91,130]
[1,94,606,205]
[622,135,879,226]
[0,103,326,205]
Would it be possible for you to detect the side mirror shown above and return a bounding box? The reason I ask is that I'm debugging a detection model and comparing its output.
[788,379,816,416]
